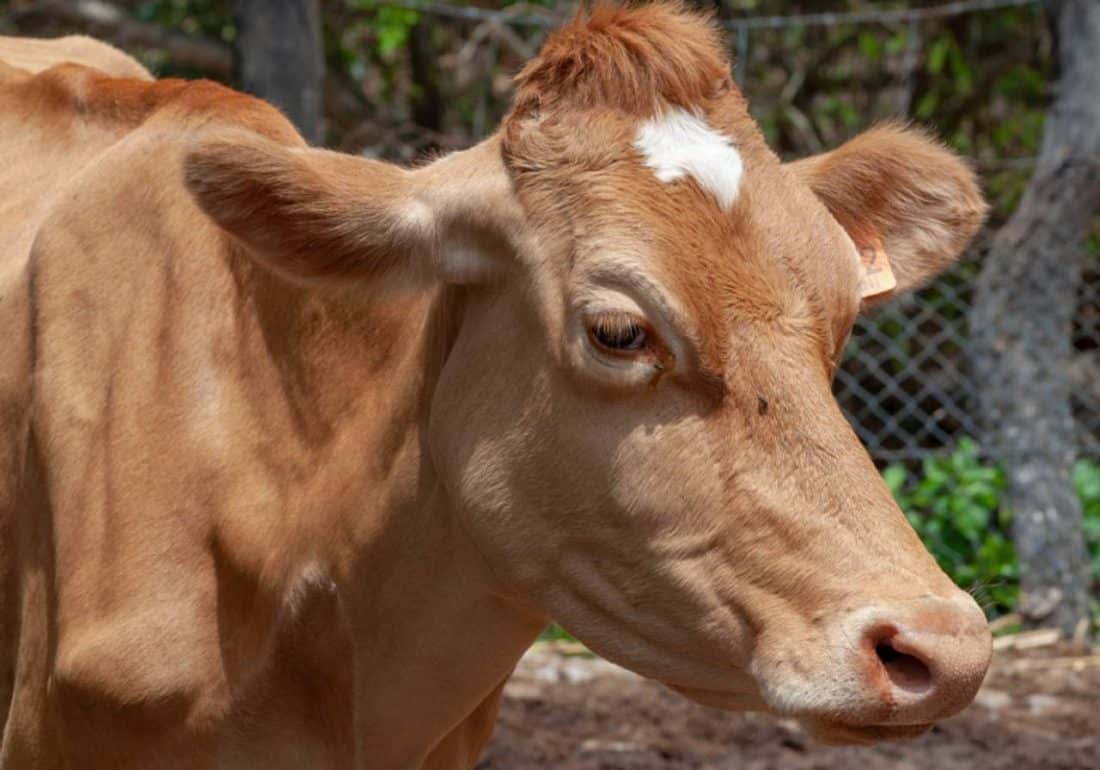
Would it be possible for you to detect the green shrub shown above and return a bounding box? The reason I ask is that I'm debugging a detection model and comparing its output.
[538,623,576,643]
[883,438,1018,616]
[1073,459,1100,583]
[887,439,1100,619]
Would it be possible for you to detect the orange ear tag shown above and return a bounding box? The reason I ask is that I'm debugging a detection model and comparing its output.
[857,237,897,300]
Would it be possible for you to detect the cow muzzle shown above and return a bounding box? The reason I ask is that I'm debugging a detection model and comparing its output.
[755,592,992,744]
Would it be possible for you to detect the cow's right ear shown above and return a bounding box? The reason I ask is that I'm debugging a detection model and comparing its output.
[183,132,519,288]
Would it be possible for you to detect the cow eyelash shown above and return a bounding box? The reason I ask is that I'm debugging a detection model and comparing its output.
[586,312,652,355]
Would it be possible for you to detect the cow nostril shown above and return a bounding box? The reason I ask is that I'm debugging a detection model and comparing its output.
[875,641,932,695]
[851,601,991,724]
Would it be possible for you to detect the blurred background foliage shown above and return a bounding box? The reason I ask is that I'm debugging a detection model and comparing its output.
[0,0,1051,220]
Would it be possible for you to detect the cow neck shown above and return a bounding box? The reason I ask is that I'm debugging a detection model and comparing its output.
[342,485,546,769]
[348,285,548,769]
[247,275,547,768]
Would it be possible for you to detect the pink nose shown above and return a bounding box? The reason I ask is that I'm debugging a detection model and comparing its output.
[857,595,992,725]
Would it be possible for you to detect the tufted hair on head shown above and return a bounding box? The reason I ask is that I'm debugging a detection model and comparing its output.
[509,2,734,119]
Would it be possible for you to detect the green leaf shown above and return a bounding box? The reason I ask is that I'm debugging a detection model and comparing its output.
[884,31,908,56]
[915,91,939,119]
[883,465,908,498]
[927,37,950,75]
[858,32,882,62]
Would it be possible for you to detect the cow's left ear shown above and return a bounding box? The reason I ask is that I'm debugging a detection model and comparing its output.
[183,130,520,289]
[786,123,987,306]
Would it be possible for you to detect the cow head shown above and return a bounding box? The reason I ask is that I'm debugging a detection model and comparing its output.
[185,3,990,744]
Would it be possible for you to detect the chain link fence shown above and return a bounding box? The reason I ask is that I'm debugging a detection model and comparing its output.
[836,260,980,463]
[835,254,1100,464]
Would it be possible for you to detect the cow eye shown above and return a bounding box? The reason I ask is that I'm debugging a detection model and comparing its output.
[587,313,649,354]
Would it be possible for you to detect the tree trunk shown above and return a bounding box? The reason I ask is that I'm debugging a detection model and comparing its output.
[970,0,1100,637]
[233,0,324,144]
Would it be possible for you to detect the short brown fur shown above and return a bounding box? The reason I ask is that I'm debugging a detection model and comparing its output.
[511,2,733,118]
[1,13,990,770]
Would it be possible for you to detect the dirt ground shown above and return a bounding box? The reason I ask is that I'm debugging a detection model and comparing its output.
[479,641,1100,770]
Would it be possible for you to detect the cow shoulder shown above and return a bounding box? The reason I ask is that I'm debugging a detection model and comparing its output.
[9,60,305,734]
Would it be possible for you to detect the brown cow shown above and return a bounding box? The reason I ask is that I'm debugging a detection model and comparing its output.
[0,34,152,80]
[0,5,990,769]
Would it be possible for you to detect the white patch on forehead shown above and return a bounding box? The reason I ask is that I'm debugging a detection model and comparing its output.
[633,108,743,210]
